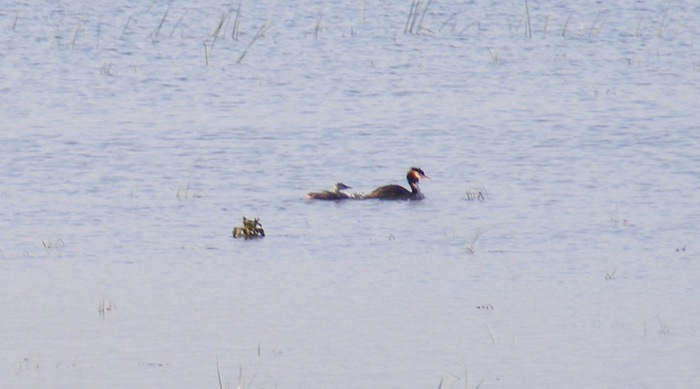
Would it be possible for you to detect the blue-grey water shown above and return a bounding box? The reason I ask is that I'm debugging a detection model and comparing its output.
[1,1,699,388]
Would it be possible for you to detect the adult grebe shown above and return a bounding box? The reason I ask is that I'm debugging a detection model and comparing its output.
[363,167,429,200]
[306,182,352,200]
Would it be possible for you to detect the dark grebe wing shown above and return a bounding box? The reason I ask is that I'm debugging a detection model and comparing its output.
[364,184,412,199]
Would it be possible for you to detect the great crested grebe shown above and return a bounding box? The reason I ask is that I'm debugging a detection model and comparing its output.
[306,182,352,200]
[363,167,429,200]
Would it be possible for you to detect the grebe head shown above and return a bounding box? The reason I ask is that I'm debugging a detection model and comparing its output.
[333,182,352,192]
[407,167,429,183]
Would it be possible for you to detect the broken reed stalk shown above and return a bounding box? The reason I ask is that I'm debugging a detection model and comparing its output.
[524,0,532,38]
[237,20,269,64]
[487,47,498,62]
[562,13,571,37]
[438,11,458,33]
[212,12,227,39]
[232,1,242,40]
[404,0,431,34]
[216,356,223,389]
[589,11,600,38]
[70,19,81,49]
[210,11,228,53]
[416,0,432,33]
[657,5,669,37]
[635,15,642,38]
[152,8,169,41]
[465,229,485,254]
[359,0,365,23]
[314,12,323,39]
[121,15,132,40]
[205,11,231,64]
[50,17,63,49]
[170,14,185,37]
[403,0,417,34]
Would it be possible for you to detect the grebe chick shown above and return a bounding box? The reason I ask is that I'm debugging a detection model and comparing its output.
[306,182,352,200]
[363,167,429,200]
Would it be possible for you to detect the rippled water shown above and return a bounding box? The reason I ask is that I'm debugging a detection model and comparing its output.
[1,1,699,388]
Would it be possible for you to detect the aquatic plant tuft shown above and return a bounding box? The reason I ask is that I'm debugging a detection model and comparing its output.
[232,217,265,239]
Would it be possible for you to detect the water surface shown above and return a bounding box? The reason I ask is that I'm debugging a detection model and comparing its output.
[1,1,699,388]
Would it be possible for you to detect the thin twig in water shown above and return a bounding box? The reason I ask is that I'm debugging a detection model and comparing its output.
[439,11,459,33]
[208,11,229,57]
[359,0,365,23]
[96,20,101,49]
[657,5,669,37]
[216,356,223,389]
[486,324,495,344]
[70,19,82,49]
[463,366,485,389]
[487,47,498,62]
[151,8,169,42]
[404,0,431,35]
[589,12,601,38]
[404,0,418,34]
[232,1,242,40]
[416,0,432,33]
[562,13,571,37]
[237,20,269,64]
[170,14,185,37]
[237,364,258,389]
[314,12,323,38]
[657,315,670,335]
[212,11,227,39]
[465,229,485,254]
[524,0,532,38]
[121,15,132,40]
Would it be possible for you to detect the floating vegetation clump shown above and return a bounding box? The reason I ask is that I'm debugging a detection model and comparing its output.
[463,190,486,201]
[232,217,265,239]
[42,237,64,256]
[605,268,617,281]
[98,295,116,318]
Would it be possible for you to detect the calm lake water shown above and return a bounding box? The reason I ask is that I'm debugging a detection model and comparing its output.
[1,0,699,388]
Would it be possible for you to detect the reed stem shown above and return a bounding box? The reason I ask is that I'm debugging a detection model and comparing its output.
[237,20,269,64]
[524,0,532,38]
